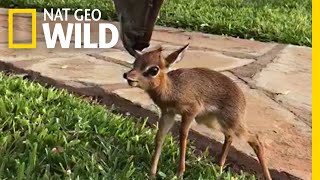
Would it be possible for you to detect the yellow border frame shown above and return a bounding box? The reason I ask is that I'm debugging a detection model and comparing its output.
[313,0,317,179]
[8,9,37,48]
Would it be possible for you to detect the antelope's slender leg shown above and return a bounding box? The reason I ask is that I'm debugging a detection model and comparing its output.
[218,134,233,171]
[247,134,272,180]
[150,112,175,177]
[177,113,195,177]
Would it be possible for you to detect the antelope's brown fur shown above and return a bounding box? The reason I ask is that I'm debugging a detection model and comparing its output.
[123,44,272,180]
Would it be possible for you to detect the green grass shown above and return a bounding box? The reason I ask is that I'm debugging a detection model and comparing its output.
[0,0,311,46]
[0,73,255,179]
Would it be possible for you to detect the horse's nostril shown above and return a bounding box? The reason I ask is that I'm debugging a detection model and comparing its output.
[123,73,127,79]
[133,41,150,51]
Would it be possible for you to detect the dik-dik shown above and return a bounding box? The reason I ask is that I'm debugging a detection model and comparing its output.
[123,44,272,180]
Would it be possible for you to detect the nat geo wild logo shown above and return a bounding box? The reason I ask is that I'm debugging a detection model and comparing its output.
[8,8,119,49]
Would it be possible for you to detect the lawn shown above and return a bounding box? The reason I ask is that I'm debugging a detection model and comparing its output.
[0,73,254,179]
[0,0,311,47]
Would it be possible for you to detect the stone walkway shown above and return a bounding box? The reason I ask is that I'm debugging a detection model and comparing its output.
[0,8,311,179]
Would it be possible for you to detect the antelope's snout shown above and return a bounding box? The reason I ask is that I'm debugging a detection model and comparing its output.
[123,70,139,87]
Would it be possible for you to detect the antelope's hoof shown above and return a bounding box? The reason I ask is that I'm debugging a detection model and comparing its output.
[176,171,184,179]
[149,172,156,180]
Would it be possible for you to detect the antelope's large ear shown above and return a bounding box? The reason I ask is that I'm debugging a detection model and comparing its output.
[165,43,189,67]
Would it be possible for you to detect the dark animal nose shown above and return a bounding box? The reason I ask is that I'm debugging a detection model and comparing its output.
[133,41,150,51]
[123,72,128,79]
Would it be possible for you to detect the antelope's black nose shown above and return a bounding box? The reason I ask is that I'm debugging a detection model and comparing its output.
[123,72,128,79]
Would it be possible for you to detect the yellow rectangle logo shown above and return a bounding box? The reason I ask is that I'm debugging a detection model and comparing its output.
[8,9,37,48]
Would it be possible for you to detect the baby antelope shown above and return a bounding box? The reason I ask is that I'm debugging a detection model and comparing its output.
[123,44,272,180]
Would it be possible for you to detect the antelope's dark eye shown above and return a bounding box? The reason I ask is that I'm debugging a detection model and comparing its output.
[144,66,159,77]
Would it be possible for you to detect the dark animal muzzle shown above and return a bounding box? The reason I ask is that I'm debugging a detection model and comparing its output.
[112,0,164,56]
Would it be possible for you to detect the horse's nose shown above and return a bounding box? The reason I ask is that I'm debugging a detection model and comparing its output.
[133,41,150,51]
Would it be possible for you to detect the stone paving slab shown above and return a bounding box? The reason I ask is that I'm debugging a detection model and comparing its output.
[0,14,45,43]
[20,55,129,85]
[0,42,113,61]
[152,26,277,58]
[0,8,312,179]
[97,47,255,71]
[252,45,312,127]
